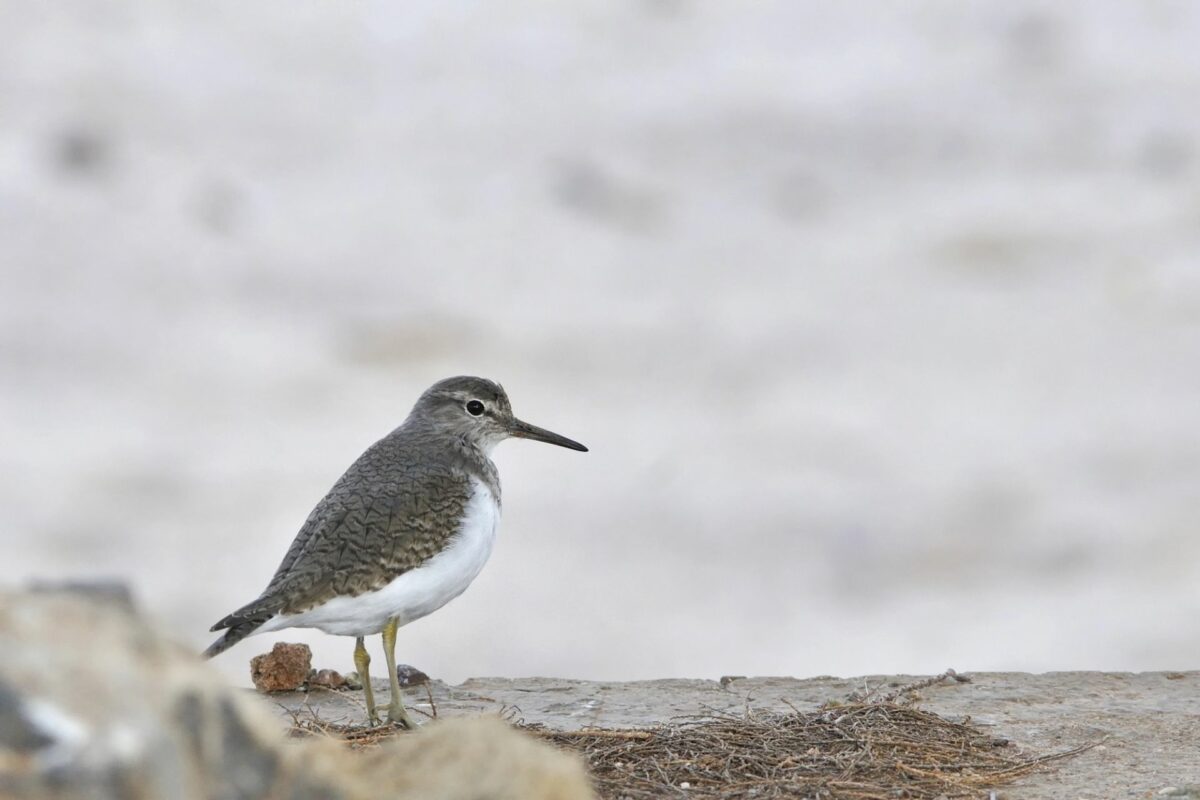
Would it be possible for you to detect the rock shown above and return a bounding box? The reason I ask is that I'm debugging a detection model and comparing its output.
[26,579,135,611]
[0,589,595,800]
[0,679,57,752]
[0,588,343,799]
[396,664,430,687]
[308,668,347,690]
[250,642,312,693]
[362,716,594,800]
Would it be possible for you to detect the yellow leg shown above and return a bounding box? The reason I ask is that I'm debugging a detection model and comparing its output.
[382,618,416,729]
[354,636,381,727]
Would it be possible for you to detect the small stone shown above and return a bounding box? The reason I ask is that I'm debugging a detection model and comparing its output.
[307,668,346,690]
[396,664,430,687]
[719,675,746,689]
[947,668,972,683]
[249,643,312,693]
[342,671,363,690]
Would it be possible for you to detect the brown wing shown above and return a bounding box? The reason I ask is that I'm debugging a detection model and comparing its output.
[209,436,472,632]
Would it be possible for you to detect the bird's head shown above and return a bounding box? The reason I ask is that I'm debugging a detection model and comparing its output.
[411,376,588,455]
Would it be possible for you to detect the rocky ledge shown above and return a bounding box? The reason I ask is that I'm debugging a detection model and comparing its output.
[269,668,1200,797]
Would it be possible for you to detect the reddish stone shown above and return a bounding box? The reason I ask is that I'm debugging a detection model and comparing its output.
[249,642,312,693]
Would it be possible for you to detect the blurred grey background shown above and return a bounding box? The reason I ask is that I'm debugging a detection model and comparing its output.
[3,1,1199,685]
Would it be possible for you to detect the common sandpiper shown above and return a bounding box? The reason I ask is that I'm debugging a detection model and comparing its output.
[203,376,587,728]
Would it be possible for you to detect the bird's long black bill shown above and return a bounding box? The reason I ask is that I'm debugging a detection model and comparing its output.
[509,418,588,452]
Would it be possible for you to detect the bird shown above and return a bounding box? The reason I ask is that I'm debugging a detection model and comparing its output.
[203,376,587,728]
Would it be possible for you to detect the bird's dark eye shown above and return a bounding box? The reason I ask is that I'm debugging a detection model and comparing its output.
[466,400,485,416]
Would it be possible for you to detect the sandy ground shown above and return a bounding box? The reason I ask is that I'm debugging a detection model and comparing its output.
[2,2,1200,684]
[270,671,1200,798]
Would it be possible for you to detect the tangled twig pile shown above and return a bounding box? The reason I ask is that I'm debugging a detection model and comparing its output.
[528,703,1093,799]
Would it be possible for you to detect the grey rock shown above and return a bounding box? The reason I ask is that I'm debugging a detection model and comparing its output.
[26,580,135,611]
[0,589,592,800]
[0,589,340,799]
[0,679,55,753]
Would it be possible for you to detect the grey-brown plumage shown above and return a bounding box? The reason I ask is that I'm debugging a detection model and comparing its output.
[202,376,586,727]
[205,433,478,656]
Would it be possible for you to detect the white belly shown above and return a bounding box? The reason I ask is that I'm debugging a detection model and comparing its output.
[259,480,500,637]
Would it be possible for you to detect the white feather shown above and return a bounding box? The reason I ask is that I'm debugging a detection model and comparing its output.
[258,479,500,637]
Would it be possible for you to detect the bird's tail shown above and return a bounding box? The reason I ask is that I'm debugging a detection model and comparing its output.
[203,609,273,659]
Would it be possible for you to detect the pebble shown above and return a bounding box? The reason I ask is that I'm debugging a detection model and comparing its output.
[308,668,347,690]
[396,664,430,687]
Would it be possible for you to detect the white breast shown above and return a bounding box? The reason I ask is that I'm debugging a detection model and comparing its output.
[259,480,501,637]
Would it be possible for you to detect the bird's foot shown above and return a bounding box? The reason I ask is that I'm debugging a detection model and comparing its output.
[366,710,383,728]
[387,703,416,730]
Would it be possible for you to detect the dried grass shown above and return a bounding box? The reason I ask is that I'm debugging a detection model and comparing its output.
[526,703,1093,799]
